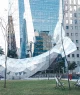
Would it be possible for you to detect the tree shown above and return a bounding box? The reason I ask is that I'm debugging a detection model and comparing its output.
[0,19,8,88]
[68,61,77,71]
[54,60,65,74]
[53,54,65,74]
[7,50,18,58]
[0,1,18,88]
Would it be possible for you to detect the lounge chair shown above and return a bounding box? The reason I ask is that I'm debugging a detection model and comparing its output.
[55,76,64,89]
[74,77,80,87]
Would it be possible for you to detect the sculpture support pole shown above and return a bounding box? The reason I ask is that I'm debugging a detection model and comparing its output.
[48,47,50,80]
[48,40,51,80]
[61,23,71,90]
[61,0,70,89]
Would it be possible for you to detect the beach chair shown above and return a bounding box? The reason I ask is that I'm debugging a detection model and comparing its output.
[74,77,80,87]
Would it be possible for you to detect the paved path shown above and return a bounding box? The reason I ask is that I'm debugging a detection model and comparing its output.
[22,77,78,81]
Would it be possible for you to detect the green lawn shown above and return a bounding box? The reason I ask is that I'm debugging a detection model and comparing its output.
[0,79,80,95]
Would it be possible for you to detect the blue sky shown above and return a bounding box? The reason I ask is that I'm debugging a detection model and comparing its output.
[30,0,59,35]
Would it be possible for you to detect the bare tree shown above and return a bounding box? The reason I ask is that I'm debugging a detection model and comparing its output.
[0,18,8,88]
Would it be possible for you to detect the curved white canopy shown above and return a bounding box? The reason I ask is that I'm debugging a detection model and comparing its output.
[0,0,77,79]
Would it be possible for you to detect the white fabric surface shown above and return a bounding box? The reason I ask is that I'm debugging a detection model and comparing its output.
[0,0,77,79]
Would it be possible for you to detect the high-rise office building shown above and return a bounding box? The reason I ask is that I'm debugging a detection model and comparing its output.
[8,0,35,58]
[8,16,17,58]
[33,36,43,56]
[39,31,52,51]
[63,0,80,72]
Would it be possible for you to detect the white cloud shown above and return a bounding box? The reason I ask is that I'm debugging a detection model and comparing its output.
[0,0,8,17]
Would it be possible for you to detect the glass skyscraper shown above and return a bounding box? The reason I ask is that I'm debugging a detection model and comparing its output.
[18,0,27,58]
[8,0,35,58]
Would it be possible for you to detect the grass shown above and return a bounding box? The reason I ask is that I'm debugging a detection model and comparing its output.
[0,79,80,95]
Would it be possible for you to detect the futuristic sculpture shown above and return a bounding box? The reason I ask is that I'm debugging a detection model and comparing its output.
[0,0,76,79]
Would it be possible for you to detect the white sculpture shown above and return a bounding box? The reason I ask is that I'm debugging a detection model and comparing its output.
[0,0,76,79]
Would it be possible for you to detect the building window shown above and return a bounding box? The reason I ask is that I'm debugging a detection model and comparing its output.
[71,33,74,36]
[77,61,80,64]
[74,6,77,11]
[66,13,68,17]
[78,13,80,18]
[73,0,76,4]
[66,20,69,24]
[75,33,78,36]
[74,19,77,24]
[65,6,68,10]
[66,26,69,29]
[72,40,74,42]
[77,54,79,57]
[70,6,72,11]
[68,54,70,57]
[70,13,72,17]
[69,0,72,4]
[79,20,80,24]
[78,0,80,5]
[74,13,77,17]
[68,61,70,63]
[65,0,68,4]
[70,20,72,24]
[75,26,78,29]
[79,7,80,11]
[76,40,79,43]
[77,61,80,66]
[72,54,75,57]
[66,33,69,36]
[77,47,79,50]
[71,26,73,29]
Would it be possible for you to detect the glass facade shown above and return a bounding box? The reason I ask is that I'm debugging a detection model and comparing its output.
[18,0,27,58]
[33,36,43,56]
[30,0,59,35]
